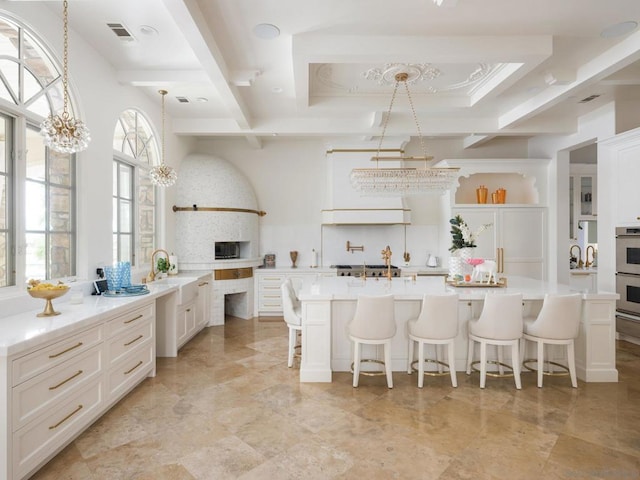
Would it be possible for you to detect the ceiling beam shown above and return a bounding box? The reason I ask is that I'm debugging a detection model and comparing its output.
[160,0,260,148]
[116,69,209,86]
[499,30,640,129]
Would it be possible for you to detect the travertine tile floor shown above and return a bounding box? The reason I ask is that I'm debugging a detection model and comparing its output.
[33,317,640,480]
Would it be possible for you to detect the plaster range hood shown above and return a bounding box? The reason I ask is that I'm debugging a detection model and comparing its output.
[321,149,411,225]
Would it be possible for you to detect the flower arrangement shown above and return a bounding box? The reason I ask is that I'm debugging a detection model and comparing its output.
[449,215,492,252]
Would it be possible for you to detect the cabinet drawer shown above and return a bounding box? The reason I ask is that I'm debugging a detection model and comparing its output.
[13,379,103,480]
[258,274,285,286]
[12,325,103,387]
[106,318,153,366]
[105,302,154,338]
[107,342,154,399]
[12,345,102,431]
[259,294,282,310]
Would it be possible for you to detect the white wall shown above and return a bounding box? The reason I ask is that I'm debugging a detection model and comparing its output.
[195,137,529,268]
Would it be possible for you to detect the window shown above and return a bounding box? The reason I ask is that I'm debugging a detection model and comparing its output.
[0,14,75,289]
[113,110,158,267]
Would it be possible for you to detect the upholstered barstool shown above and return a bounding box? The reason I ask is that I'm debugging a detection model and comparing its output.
[280,279,302,367]
[407,293,459,388]
[466,293,523,389]
[522,293,582,388]
[348,294,396,388]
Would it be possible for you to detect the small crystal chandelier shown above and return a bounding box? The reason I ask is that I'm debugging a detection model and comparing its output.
[350,72,459,196]
[40,0,91,154]
[150,89,177,187]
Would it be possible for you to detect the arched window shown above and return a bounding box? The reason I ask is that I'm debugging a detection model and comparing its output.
[0,14,76,288]
[112,109,158,267]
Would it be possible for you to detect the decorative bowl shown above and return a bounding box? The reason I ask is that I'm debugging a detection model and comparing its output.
[27,285,70,317]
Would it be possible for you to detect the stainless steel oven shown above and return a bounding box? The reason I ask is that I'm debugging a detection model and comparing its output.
[616,227,640,337]
[616,227,640,275]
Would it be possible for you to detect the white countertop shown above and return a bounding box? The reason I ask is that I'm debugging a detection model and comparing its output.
[298,275,618,302]
[0,283,177,357]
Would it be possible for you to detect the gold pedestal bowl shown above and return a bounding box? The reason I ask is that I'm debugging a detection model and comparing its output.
[28,286,70,317]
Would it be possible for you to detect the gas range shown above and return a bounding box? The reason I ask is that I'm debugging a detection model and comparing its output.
[331,264,402,278]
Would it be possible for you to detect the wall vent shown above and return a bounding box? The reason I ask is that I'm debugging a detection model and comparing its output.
[176,96,190,103]
[578,94,601,103]
[107,23,135,41]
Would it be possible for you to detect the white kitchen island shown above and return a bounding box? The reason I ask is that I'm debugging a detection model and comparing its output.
[297,275,619,384]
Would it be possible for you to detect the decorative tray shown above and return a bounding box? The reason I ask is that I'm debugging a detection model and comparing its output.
[103,286,150,297]
[445,278,507,288]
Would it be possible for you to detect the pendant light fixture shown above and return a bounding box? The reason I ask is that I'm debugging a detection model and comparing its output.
[40,0,91,153]
[350,72,459,196]
[150,89,177,187]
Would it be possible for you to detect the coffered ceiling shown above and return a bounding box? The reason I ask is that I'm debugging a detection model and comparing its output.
[38,0,640,148]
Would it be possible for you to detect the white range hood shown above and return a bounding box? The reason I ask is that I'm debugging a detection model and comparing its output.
[321,148,411,225]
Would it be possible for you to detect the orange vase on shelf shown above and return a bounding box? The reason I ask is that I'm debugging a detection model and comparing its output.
[491,192,498,204]
[496,188,507,204]
[476,185,488,204]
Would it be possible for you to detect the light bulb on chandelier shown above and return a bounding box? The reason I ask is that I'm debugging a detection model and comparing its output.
[40,0,91,154]
[150,89,177,187]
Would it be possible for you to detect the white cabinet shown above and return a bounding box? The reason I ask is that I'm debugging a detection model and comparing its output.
[254,269,333,316]
[3,300,156,480]
[104,303,155,401]
[156,276,208,357]
[452,207,546,280]
[196,276,212,329]
[616,144,640,225]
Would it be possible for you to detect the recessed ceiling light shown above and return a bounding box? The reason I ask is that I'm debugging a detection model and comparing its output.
[271,87,283,94]
[600,21,638,38]
[196,97,209,103]
[139,25,158,36]
[252,23,280,40]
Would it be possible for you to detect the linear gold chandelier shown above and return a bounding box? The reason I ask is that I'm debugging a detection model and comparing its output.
[350,72,459,196]
[40,0,91,153]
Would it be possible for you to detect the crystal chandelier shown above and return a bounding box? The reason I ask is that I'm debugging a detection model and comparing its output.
[350,72,459,196]
[40,0,91,154]
[150,90,177,187]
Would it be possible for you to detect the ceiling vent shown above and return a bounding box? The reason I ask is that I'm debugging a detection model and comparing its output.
[579,94,601,103]
[176,96,190,103]
[107,23,135,42]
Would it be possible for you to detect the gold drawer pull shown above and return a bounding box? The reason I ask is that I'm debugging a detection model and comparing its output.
[124,360,143,375]
[124,314,144,324]
[49,404,83,430]
[49,342,83,359]
[124,335,144,347]
[49,370,83,390]
[198,282,209,287]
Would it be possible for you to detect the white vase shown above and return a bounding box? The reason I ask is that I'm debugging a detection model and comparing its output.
[449,247,475,279]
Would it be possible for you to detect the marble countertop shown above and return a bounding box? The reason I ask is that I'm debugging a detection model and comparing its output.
[0,282,177,357]
[298,275,618,302]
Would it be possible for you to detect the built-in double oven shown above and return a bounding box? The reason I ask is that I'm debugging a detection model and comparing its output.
[616,227,640,337]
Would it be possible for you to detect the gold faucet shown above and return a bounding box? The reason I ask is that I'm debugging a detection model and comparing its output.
[570,245,584,269]
[585,245,596,268]
[148,249,170,282]
[381,245,392,281]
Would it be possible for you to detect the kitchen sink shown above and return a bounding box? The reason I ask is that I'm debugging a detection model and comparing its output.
[153,276,199,304]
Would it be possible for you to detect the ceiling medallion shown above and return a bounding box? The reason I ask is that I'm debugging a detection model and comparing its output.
[363,63,441,86]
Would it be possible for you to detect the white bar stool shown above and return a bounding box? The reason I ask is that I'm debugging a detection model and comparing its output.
[280,279,302,368]
[407,293,459,388]
[522,293,582,388]
[466,293,523,389]
[348,294,396,388]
